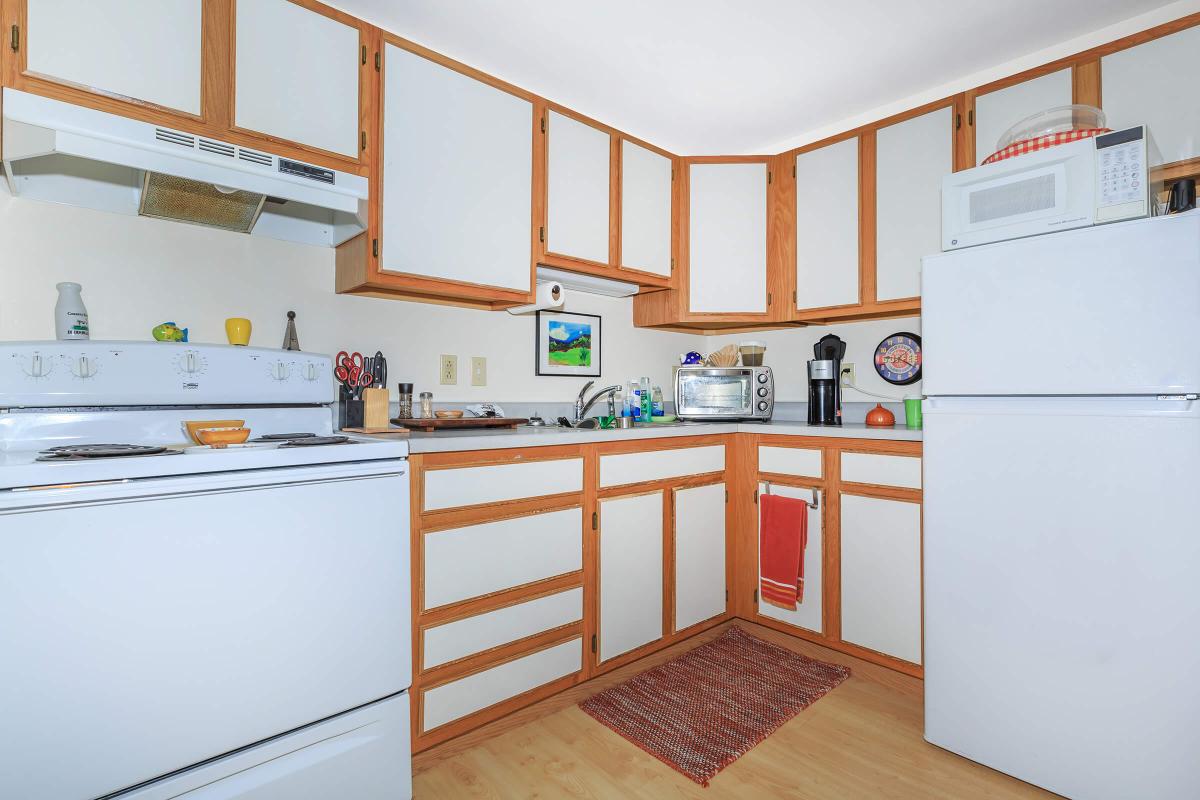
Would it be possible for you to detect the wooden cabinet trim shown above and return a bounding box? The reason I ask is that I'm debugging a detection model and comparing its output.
[419,571,585,628]
[419,620,584,684]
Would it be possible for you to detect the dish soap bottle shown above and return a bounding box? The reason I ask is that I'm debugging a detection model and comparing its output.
[639,377,653,418]
[55,282,89,340]
[651,385,665,417]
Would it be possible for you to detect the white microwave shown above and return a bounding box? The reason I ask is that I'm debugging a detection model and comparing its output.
[942,125,1161,250]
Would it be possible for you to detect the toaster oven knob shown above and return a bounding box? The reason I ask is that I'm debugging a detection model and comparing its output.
[757,401,769,412]
[757,373,768,384]
[757,387,768,397]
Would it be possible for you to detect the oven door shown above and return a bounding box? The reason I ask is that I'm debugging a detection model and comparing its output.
[676,369,753,419]
[0,460,410,800]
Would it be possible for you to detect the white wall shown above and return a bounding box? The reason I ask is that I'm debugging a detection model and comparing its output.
[0,193,704,402]
[708,317,921,403]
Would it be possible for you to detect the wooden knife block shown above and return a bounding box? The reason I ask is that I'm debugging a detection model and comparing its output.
[361,387,390,429]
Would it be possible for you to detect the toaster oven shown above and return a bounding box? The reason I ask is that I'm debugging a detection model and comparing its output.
[675,366,773,421]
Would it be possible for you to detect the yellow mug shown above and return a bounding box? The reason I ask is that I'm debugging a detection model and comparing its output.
[225,317,252,346]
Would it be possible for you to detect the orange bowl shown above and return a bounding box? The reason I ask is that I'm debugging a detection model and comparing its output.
[184,419,245,444]
[195,427,251,447]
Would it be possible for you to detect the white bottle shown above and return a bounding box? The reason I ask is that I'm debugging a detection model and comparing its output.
[55,282,90,340]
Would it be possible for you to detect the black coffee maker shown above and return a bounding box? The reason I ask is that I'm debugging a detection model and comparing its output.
[807,334,846,426]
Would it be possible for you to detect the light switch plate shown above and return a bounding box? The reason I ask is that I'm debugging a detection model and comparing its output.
[471,357,487,387]
[439,355,457,385]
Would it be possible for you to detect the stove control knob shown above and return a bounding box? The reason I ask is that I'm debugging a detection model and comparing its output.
[301,362,320,382]
[71,355,98,379]
[20,353,52,378]
[757,373,769,384]
[757,400,769,412]
[270,361,291,381]
[177,350,206,375]
[757,387,769,397]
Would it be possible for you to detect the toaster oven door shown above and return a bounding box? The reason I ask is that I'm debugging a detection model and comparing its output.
[676,369,753,418]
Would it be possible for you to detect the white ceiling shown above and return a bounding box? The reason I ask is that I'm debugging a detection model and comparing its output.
[333,0,1180,154]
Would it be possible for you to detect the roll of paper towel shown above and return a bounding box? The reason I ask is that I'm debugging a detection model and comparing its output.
[506,280,565,314]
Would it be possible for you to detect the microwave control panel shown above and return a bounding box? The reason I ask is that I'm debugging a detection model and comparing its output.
[1095,126,1150,220]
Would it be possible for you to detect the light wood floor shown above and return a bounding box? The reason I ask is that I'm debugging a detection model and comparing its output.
[413,620,1059,799]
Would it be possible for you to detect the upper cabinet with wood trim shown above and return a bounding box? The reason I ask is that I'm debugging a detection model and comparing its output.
[232,0,365,160]
[874,104,954,302]
[619,138,673,279]
[794,137,860,314]
[688,161,769,314]
[1101,25,1200,166]
[17,0,204,117]
[544,109,611,266]
[972,69,1072,165]
[337,40,537,307]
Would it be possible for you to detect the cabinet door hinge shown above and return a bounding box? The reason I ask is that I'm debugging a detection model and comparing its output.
[361,44,367,65]
[955,113,962,130]
[725,589,729,602]
[968,109,974,126]
[793,290,797,304]
[767,170,773,185]
[9,24,18,52]
[725,489,729,503]
[753,489,758,504]
[540,116,546,134]
[767,292,773,306]
[539,226,545,244]
[671,165,675,180]
[591,511,597,530]
[793,164,796,178]
[590,634,597,653]
[375,51,381,71]
[670,257,675,271]
[754,589,759,603]
[361,131,367,151]
[372,238,378,258]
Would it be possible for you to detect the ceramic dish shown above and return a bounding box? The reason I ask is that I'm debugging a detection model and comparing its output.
[183,419,245,444]
[434,410,465,419]
[194,427,252,447]
[649,415,678,423]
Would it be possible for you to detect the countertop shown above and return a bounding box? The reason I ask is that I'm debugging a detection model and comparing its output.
[402,420,921,454]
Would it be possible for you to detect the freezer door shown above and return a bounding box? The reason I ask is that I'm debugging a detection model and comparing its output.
[923,397,1200,799]
[922,211,1200,396]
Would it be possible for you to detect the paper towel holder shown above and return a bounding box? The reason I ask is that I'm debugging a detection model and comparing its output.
[506,280,565,315]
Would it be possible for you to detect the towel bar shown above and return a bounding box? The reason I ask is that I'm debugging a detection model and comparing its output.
[762,481,819,510]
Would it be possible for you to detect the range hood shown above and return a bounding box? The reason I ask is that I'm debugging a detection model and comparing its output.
[2,88,367,247]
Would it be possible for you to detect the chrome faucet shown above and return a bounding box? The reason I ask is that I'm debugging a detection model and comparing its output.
[573,380,621,425]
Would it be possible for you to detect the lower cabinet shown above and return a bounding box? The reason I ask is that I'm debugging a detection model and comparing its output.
[840,494,923,664]
[598,491,665,662]
[673,482,727,632]
[755,482,823,635]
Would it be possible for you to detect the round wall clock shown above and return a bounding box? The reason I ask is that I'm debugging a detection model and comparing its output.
[874,332,922,385]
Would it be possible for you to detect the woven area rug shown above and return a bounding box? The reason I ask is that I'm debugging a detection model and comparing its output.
[579,626,850,786]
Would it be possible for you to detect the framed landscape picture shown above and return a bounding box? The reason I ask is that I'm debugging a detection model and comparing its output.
[536,311,601,377]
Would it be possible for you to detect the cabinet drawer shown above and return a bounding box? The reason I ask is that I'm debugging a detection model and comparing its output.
[758,446,822,478]
[422,587,583,670]
[599,445,724,488]
[840,452,921,489]
[840,494,922,664]
[421,638,582,732]
[423,508,582,609]
[424,458,583,511]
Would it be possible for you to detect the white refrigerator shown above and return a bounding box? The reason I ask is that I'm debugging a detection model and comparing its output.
[921,211,1200,800]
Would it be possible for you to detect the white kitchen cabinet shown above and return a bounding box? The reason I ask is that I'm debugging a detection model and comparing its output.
[974,70,1072,165]
[24,0,203,114]
[840,452,922,490]
[421,638,582,732]
[620,139,673,277]
[598,491,664,662]
[673,483,726,631]
[1102,25,1200,165]
[546,111,610,264]
[423,456,583,511]
[234,0,361,158]
[756,484,823,635]
[599,444,725,488]
[687,163,768,313]
[840,493,922,664]
[875,106,953,301]
[795,138,859,311]
[381,43,533,292]
[758,446,822,479]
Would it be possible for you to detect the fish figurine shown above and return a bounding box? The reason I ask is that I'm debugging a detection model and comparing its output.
[152,321,189,342]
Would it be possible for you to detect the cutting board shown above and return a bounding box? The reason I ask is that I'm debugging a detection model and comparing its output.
[391,417,528,432]
[340,426,410,437]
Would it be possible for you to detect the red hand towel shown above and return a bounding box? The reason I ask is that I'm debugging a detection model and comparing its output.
[759,493,809,611]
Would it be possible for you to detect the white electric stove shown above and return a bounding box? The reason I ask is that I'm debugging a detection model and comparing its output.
[0,342,412,800]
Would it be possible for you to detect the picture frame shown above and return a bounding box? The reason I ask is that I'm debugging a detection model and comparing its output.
[535,311,602,377]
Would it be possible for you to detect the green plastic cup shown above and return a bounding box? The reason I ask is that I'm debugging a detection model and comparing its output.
[904,396,923,429]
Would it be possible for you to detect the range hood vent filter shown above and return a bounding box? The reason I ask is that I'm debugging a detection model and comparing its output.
[138,171,266,233]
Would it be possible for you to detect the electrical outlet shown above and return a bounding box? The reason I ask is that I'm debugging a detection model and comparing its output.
[439,355,458,385]
[471,356,487,387]
[840,362,855,388]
